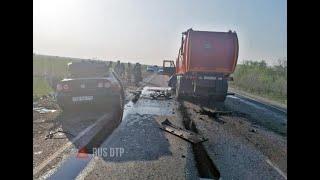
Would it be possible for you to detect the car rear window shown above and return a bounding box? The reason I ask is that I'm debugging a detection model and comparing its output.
[68,61,109,78]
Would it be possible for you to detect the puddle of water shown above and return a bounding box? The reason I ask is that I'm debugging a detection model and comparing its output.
[47,153,93,180]
[122,101,134,120]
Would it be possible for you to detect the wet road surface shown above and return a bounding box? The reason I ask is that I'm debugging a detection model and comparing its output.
[38,74,287,180]
[76,75,198,179]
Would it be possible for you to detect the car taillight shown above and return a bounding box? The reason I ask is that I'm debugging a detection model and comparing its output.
[98,80,111,88]
[111,83,121,91]
[63,84,69,90]
[104,82,111,88]
[57,84,63,91]
[98,82,103,88]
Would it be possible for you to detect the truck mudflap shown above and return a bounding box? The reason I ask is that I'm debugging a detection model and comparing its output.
[177,73,228,101]
[194,79,228,101]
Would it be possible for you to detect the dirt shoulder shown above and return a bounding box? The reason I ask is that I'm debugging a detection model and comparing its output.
[33,97,103,178]
[33,97,65,169]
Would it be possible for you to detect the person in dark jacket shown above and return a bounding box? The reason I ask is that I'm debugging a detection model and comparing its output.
[126,62,132,83]
[120,63,125,78]
[133,63,142,85]
[114,61,121,76]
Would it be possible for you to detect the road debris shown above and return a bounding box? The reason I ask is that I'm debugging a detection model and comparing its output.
[227,92,235,96]
[199,108,232,118]
[131,90,141,103]
[140,87,172,100]
[33,107,57,114]
[250,128,258,133]
[34,151,43,155]
[214,117,226,124]
[45,128,75,140]
[160,119,207,144]
[150,89,172,100]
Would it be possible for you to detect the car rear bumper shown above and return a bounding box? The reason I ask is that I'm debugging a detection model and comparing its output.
[56,90,121,109]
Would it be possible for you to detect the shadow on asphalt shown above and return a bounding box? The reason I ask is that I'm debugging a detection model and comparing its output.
[49,86,174,163]
[48,105,121,150]
[100,113,173,162]
[180,96,226,110]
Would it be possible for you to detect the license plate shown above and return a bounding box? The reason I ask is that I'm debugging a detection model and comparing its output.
[72,96,93,102]
[204,76,216,80]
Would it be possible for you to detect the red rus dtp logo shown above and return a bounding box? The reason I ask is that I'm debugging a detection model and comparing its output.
[77,147,89,159]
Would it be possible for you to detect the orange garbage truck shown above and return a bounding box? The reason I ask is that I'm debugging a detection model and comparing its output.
[163,28,239,101]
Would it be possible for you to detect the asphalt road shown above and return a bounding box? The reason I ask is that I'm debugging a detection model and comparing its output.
[76,74,198,180]
[39,73,287,180]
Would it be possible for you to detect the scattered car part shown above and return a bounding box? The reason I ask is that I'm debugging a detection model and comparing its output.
[160,119,207,144]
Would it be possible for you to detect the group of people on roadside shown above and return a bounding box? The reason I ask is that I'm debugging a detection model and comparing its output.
[114,61,142,85]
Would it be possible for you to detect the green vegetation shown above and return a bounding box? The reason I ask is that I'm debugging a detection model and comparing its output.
[33,54,72,97]
[33,54,148,97]
[33,54,76,78]
[230,59,287,105]
[33,76,53,97]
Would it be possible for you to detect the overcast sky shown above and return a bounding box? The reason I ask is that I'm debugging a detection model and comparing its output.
[33,0,287,65]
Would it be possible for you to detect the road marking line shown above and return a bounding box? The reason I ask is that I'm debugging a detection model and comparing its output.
[75,156,99,180]
[33,114,109,176]
[229,89,287,114]
[266,159,287,179]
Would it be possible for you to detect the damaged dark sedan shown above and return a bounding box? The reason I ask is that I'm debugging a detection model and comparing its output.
[56,60,123,112]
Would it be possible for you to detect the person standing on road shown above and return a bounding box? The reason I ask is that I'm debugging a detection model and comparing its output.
[114,60,121,76]
[133,62,142,85]
[107,61,113,72]
[127,62,132,83]
[120,63,125,78]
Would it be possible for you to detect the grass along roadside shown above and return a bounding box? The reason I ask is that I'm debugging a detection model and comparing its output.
[33,76,54,97]
[230,60,287,105]
[33,54,149,98]
[228,85,287,108]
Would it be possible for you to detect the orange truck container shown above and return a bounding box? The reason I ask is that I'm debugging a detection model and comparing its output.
[165,28,239,101]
